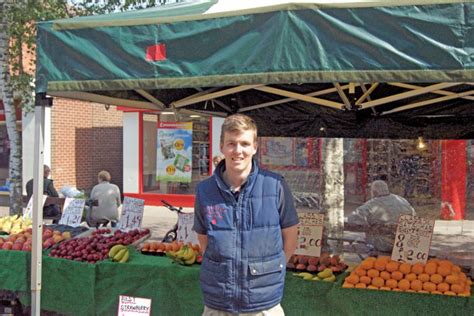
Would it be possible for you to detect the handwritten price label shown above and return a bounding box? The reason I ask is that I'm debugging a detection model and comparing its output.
[59,198,85,227]
[391,215,435,264]
[177,212,198,244]
[118,197,145,231]
[294,213,324,257]
[117,295,151,316]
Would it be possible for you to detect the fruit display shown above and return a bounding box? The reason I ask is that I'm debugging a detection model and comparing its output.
[343,256,472,297]
[140,241,202,265]
[294,268,337,282]
[0,215,32,234]
[288,252,348,274]
[0,227,72,251]
[48,228,150,263]
[44,224,89,238]
[108,244,130,263]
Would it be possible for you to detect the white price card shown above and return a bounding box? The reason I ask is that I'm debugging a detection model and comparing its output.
[294,213,324,257]
[177,212,198,244]
[391,215,435,264]
[59,198,85,227]
[23,195,47,219]
[118,197,145,231]
[117,295,151,316]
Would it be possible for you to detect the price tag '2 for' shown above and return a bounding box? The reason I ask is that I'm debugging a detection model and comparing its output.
[59,198,85,227]
[119,197,145,231]
[294,213,324,257]
[391,215,435,264]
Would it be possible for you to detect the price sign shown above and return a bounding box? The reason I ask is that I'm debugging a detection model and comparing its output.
[294,213,324,257]
[118,197,145,231]
[23,195,47,219]
[177,212,198,244]
[117,295,151,316]
[59,198,85,227]
[391,215,435,264]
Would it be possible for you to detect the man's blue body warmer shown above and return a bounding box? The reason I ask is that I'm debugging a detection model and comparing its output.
[195,162,287,313]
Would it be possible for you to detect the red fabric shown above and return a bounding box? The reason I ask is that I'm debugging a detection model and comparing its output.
[441,140,466,220]
[145,44,167,61]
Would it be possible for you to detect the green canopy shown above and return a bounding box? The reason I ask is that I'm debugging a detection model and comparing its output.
[35,0,474,138]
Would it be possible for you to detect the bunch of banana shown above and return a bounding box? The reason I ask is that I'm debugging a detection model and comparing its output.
[293,268,336,282]
[0,215,32,234]
[166,245,197,266]
[108,244,130,263]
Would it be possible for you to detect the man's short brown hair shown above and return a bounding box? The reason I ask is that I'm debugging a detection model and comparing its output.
[98,170,111,182]
[220,114,257,144]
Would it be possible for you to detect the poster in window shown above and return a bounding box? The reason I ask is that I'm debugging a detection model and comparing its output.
[259,137,294,166]
[156,122,193,183]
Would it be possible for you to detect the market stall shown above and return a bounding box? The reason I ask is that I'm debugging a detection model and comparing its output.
[28,0,474,314]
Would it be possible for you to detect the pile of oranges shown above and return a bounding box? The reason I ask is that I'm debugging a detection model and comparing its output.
[343,256,471,297]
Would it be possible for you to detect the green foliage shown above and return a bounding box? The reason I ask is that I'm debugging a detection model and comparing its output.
[3,0,162,111]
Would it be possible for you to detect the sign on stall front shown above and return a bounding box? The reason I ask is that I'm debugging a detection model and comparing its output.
[23,195,47,219]
[391,215,435,264]
[117,295,151,316]
[59,198,85,227]
[176,212,199,244]
[295,213,324,257]
[118,197,145,231]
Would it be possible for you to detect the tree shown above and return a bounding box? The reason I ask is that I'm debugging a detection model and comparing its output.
[0,0,162,215]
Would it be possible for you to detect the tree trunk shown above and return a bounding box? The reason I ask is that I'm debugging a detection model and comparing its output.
[0,0,23,215]
[321,138,344,255]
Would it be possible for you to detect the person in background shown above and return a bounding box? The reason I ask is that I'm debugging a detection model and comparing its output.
[347,180,416,254]
[212,154,224,167]
[88,170,121,228]
[26,164,61,223]
[193,114,299,315]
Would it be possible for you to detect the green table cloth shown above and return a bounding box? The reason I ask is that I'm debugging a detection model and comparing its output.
[0,249,473,315]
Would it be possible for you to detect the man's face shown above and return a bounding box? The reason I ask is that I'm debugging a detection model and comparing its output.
[220,130,257,175]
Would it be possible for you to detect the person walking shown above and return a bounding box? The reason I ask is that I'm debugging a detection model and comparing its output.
[193,114,299,315]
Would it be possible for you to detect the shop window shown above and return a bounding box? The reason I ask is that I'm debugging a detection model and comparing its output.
[142,113,210,195]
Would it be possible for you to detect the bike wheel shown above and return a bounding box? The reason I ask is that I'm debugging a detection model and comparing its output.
[162,230,177,243]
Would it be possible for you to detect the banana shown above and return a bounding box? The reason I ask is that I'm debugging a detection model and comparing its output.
[317,268,333,279]
[295,272,314,279]
[183,251,197,265]
[108,244,127,258]
[174,246,188,259]
[303,274,314,280]
[312,276,321,281]
[113,248,128,262]
[166,250,177,259]
[323,275,336,282]
[118,250,130,263]
[181,247,195,261]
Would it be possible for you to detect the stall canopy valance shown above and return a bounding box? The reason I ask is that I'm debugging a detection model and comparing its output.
[36,0,474,138]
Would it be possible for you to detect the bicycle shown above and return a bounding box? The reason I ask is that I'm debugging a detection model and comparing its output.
[161,199,184,243]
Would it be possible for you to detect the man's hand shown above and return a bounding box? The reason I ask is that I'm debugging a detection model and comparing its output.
[281,225,298,263]
[197,233,208,254]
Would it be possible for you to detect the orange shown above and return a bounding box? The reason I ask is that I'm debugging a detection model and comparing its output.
[445,274,459,285]
[386,261,400,272]
[424,262,437,275]
[392,288,402,292]
[374,259,387,271]
[399,263,412,274]
[431,290,443,295]
[418,290,429,294]
[367,285,378,290]
[398,279,411,291]
[410,280,423,291]
[355,268,367,277]
[438,260,453,268]
[360,258,375,270]
[422,282,437,292]
[371,277,385,288]
[378,256,391,263]
[359,276,371,285]
[355,283,367,289]
[367,269,380,278]
[345,274,359,285]
[418,273,430,282]
[405,273,417,281]
[391,271,404,281]
[451,265,461,273]
[380,271,391,280]
[437,282,450,292]
[427,258,440,265]
[437,265,451,277]
[405,289,416,293]
[342,281,354,288]
[444,291,456,296]
[430,274,443,285]
[380,287,391,291]
[412,263,424,275]
[451,284,464,294]
[385,279,398,289]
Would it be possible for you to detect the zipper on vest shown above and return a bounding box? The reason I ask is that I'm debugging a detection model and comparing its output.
[234,192,244,311]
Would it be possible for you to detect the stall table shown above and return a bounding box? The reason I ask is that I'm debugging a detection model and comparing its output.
[0,249,472,315]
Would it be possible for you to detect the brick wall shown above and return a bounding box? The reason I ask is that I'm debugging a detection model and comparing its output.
[51,98,123,195]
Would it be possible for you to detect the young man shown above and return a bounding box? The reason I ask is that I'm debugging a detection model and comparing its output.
[193,114,299,315]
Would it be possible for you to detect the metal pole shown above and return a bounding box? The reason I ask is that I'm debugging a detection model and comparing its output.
[31,103,45,315]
